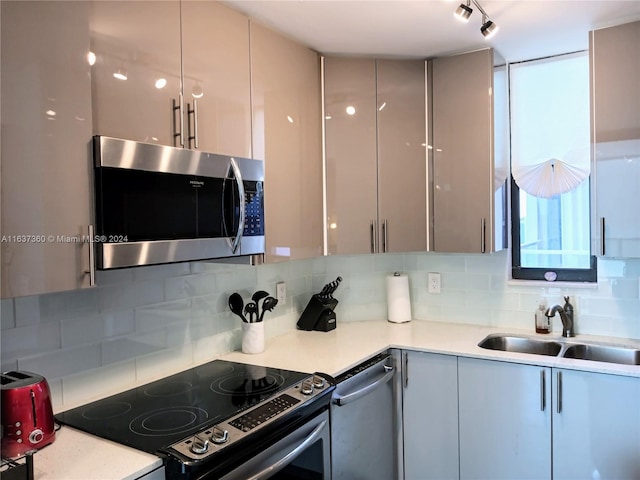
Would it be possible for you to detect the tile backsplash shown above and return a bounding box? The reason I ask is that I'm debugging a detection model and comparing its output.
[1,250,638,411]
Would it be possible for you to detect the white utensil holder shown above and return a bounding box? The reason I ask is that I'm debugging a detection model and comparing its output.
[242,322,265,354]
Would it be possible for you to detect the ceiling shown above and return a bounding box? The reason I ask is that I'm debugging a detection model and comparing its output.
[223,0,640,63]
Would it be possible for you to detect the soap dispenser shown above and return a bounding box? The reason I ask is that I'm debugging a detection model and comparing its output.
[535,300,550,334]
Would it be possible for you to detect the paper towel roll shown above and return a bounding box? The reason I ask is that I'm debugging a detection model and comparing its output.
[386,272,411,323]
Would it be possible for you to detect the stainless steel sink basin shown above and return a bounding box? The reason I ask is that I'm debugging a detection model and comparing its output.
[562,343,640,365]
[478,333,640,366]
[478,334,563,356]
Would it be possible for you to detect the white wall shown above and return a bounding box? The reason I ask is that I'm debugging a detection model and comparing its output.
[1,250,638,411]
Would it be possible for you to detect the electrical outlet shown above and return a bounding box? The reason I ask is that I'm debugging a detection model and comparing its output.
[276,282,287,305]
[428,273,441,294]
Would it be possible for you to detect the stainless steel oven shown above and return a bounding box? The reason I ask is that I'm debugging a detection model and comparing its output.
[56,361,334,480]
[219,410,330,480]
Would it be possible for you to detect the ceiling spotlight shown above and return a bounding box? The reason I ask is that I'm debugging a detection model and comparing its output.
[481,17,498,39]
[454,0,473,23]
[155,78,167,89]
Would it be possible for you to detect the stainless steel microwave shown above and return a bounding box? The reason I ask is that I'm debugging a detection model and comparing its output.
[93,136,264,270]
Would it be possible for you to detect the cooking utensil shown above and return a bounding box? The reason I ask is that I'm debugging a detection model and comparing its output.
[245,302,258,323]
[258,297,278,322]
[252,290,269,304]
[229,293,247,323]
[252,290,270,320]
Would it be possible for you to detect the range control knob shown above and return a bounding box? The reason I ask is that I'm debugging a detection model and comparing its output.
[301,380,314,395]
[312,375,326,389]
[191,434,209,455]
[211,426,229,445]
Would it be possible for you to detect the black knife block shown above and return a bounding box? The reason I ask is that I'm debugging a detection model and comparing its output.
[296,295,338,332]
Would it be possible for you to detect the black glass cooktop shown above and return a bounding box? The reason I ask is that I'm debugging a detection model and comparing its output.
[56,360,310,454]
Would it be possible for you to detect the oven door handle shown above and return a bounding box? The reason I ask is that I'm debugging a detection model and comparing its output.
[332,364,395,407]
[243,419,328,480]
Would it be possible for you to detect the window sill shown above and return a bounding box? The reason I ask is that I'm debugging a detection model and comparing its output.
[507,278,598,289]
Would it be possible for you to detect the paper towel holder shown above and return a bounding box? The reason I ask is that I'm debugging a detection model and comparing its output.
[387,271,411,324]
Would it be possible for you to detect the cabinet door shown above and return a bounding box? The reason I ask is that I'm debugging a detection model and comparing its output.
[431,49,496,253]
[553,369,640,479]
[89,1,181,146]
[250,23,323,262]
[590,21,640,258]
[181,2,251,157]
[458,358,552,480]
[377,60,427,253]
[403,351,459,480]
[1,1,93,298]
[324,58,378,255]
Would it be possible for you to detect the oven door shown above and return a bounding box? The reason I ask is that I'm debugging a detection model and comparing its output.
[218,410,330,480]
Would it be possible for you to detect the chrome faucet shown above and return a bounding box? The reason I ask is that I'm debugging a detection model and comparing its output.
[545,297,575,337]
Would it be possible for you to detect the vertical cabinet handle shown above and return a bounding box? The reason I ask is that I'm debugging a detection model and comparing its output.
[481,218,487,253]
[382,219,388,253]
[187,100,199,149]
[370,221,376,253]
[600,217,606,256]
[556,371,563,414]
[84,225,96,287]
[193,99,199,149]
[403,351,409,388]
[172,95,185,147]
[540,370,546,411]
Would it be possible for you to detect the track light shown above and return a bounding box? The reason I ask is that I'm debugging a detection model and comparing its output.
[454,0,472,23]
[480,16,498,39]
[453,0,498,39]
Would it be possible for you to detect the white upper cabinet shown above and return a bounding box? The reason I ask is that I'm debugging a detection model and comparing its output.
[250,22,323,262]
[89,1,252,157]
[324,58,427,255]
[179,1,251,157]
[1,1,93,298]
[590,20,640,258]
[429,48,508,253]
[89,1,182,147]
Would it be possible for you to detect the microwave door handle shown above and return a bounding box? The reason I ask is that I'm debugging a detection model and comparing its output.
[229,158,245,254]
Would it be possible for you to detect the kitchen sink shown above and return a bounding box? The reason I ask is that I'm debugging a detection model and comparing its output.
[478,333,640,366]
[562,343,640,365]
[478,334,563,356]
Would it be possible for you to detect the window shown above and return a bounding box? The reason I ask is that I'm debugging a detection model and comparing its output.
[509,52,597,282]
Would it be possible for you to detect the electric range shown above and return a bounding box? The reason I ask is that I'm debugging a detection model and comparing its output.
[56,359,335,479]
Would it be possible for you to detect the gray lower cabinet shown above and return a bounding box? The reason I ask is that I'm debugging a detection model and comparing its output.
[458,357,552,479]
[402,351,459,480]
[553,368,640,479]
[456,357,640,480]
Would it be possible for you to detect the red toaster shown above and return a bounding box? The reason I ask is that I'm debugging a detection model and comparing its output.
[1,371,56,457]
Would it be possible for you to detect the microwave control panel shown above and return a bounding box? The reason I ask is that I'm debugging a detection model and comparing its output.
[244,181,264,236]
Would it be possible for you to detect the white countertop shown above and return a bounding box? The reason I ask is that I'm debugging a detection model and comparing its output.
[35,320,640,479]
[224,320,640,378]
